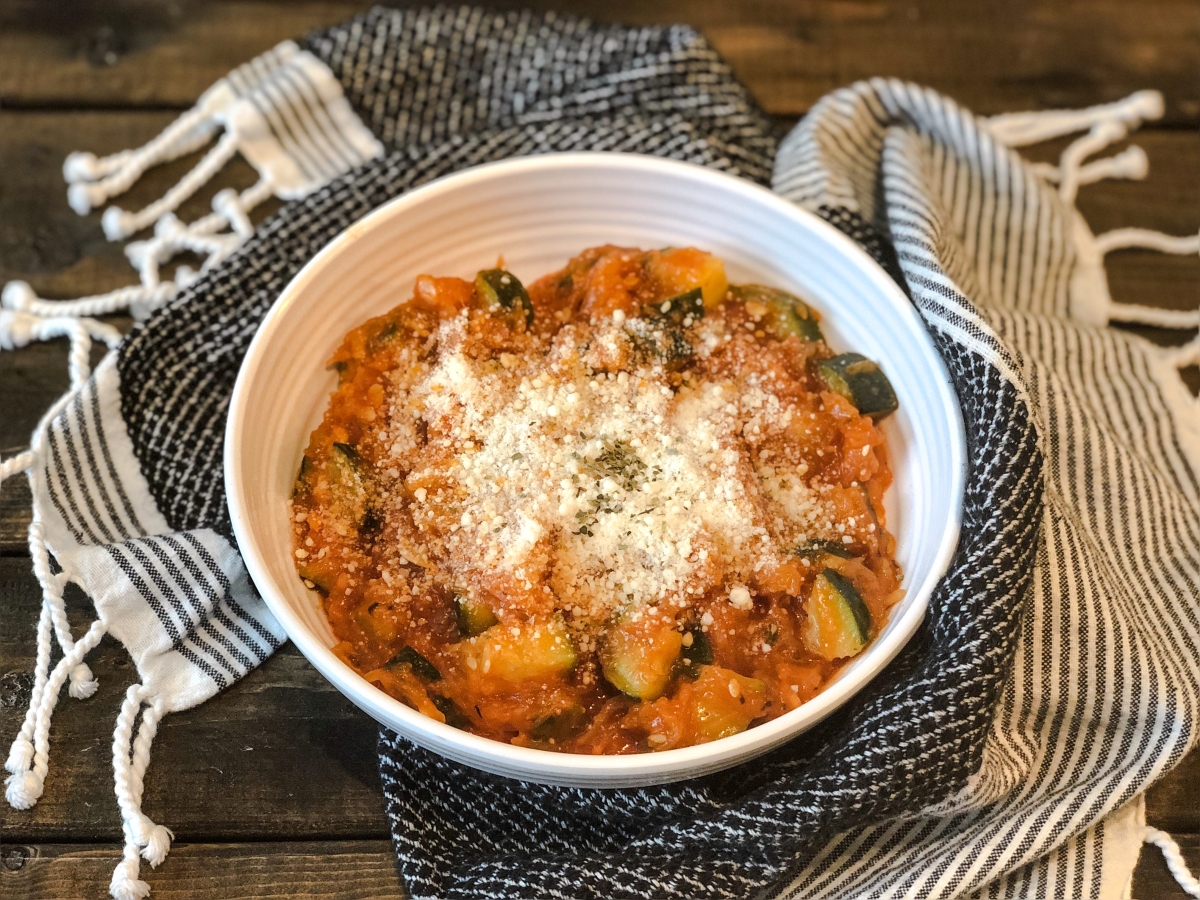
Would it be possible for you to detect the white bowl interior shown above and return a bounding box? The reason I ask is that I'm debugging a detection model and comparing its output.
[227,153,964,787]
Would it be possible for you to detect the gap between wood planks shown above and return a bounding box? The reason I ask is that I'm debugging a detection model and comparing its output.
[1,0,1197,122]
[0,840,411,900]
[0,836,1196,899]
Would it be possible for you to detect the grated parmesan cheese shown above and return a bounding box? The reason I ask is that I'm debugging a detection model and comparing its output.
[376,308,845,636]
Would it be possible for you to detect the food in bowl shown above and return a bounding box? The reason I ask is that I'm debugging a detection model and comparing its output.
[289,245,903,753]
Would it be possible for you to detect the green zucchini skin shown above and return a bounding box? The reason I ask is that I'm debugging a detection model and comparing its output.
[368,321,400,351]
[792,539,855,560]
[730,284,823,342]
[803,568,872,660]
[293,455,314,499]
[643,287,705,325]
[815,353,899,420]
[675,627,714,681]
[296,564,332,594]
[325,442,370,528]
[682,629,714,666]
[430,694,470,728]
[454,594,499,637]
[387,646,442,682]
[627,320,694,370]
[475,268,534,325]
[529,706,587,742]
[822,569,871,638]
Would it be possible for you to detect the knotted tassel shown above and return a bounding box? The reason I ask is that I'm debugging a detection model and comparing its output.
[5,619,107,809]
[111,686,174,900]
[1145,826,1200,899]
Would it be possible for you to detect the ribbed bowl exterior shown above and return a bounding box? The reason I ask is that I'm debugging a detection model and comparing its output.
[226,153,965,787]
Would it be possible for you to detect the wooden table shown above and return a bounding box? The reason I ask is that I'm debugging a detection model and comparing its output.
[2,2,1197,897]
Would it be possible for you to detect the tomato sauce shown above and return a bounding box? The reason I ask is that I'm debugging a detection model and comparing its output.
[291,246,903,753]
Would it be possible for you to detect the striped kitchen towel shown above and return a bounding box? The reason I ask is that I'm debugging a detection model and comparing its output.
[2,6,1198,899]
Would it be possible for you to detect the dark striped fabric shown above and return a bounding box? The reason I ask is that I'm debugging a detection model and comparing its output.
[40,358,154,545]
[31,343,286,718]
[26,7,1198,899]
[222,41,384,193]
[101,532,280,688]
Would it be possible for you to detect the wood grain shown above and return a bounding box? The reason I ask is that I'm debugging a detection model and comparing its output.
[1,5,1198,897]
[2,835,1198,900]
[1,559,389,842]
[1,0,1197,123]
[1132,833,1200,900]
[0,841,408,900]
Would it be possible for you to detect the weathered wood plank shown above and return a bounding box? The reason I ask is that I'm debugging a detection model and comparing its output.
[0,559,389,842]
[1144,748,1200,834]
[1,0,1197,123]
[0,836,1196,900]
[0,840,408,900]
[0,110,272,298]
[0,481,33,556]
[1133,832,1200,900]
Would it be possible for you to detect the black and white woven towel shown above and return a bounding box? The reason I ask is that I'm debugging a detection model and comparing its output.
[3,7,1198,900]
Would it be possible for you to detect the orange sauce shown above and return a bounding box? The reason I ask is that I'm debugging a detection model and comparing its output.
[291,246,902,753]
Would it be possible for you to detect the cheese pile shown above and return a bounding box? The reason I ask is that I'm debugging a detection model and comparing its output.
[387,310,841,629]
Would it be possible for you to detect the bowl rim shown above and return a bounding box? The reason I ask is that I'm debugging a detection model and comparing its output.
[225,151,966,782]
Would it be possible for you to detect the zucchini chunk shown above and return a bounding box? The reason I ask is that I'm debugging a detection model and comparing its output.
[815,353,898,420]
[599,615,683,700]
[430,694,470,728]
[329,442,369,527]
[690,665,768,742]
[803,569,872,660]
[454,594,499,637]
[627,318,694,370]
[792,539,854,560]
[730,284,823,342]
[386,646,442,682]
[644,248,728,309]
[464,614,578,682]
[293,454,314,499]
[353,598,403,644]
[297,563,334,594]
[530,706,587,742]
[475,268,534,326]
[643,287,705,325]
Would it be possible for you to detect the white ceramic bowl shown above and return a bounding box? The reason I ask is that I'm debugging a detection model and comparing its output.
[226,153,965,787]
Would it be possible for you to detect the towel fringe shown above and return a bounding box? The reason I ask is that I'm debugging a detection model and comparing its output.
[110,684,174,900]
[985,90,1164,147]
[3,309,116,807]
[0,41,384,900]
[987,90,1199,407]
[4,618,107,809]
[0,39,382,339]
[1145,826,1200,898]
